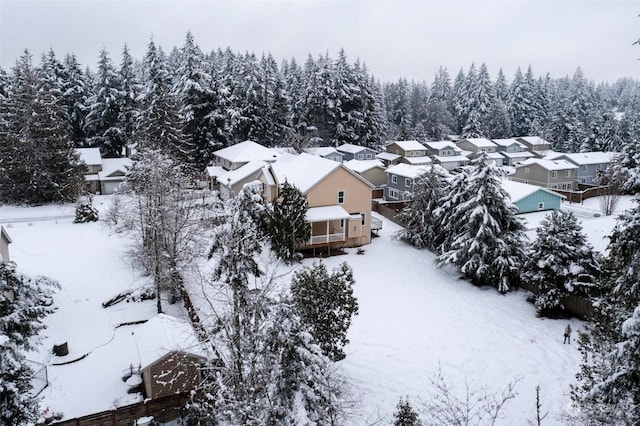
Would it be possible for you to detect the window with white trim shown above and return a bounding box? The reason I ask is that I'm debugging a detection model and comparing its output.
[357,154,364,160]
[405,178,412,187]
[337,190,345,204]
[582,165,588,171]
[538,202,544,210]
[340,219,344,228]
[361,213,365,225]
[388,189,399,199]
[366,153,372,159]
[392,175,397,184]
[525,167,530,174]
[565,170,571,177]
[551,171,557,178]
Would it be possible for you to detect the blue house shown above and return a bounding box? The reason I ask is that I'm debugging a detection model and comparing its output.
[502,180,565,213]
[336,143,377,161]
[384,164,430,202]
[544,152,616,186]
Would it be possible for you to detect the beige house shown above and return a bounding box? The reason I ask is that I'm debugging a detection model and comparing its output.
[1,226,12,263]
[456,138,498,157]
[343,159,387,188]
[511,158,578,191]
[386,140,428,157]
[132,314,206,400]
[516,136,552,158]
[269,153,374,249]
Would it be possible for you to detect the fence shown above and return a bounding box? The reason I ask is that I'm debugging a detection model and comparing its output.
[518,281,593,319]
[51,393,188,426]
[28,359,48,396]
[557,185,611,204]
[372,200,406,226]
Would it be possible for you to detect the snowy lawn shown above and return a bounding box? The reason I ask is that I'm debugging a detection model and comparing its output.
[0,194,635,424]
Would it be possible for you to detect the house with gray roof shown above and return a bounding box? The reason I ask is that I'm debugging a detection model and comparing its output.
[335,143,377,161]
[384,164,430,202]
[511,158,579,191]
[544,151,616,186]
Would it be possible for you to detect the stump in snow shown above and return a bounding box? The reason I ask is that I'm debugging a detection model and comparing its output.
[52,342,69,357]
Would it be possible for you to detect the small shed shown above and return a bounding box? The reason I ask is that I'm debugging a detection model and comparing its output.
[132,314,207,400]
[1,226,12,263]
[502,180,565,213]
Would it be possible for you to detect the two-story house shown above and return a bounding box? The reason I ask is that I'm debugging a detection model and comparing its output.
[492,138,535,166]
[269,153,374,249]
[511,158,579,191]
[455,138,503,164]
[343,159,387,188]
[376,152,402,167]
[424,141,470,171]
[384,164,430,202]
[544,151,615,186]
[76,148,131,194]
[335,143,377,161]
[515,136,552,158]
[305,147,345,162]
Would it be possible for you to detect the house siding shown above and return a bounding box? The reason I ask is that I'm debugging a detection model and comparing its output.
[386,142,427,158]
[143,351,203,400]
[385,173,415,201]
[514,191,562,213]
[306,167,372,246]
[360,168,387,187]
[512,164,576,191]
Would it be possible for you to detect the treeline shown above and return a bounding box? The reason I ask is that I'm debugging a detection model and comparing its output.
[2,31,640,204]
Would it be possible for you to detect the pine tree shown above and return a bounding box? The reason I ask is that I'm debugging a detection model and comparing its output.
[393,397,421,426]
[396,166,447,251]
[116,44,138,156]
[62,53,90,146]
[521,210,600,311]
[1,262,58,425]
[291,261,359,361]
[437,155,527,293]
[84,47,124,157]
[267,181,310,262]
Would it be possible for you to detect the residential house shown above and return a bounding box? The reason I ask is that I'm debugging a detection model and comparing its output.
[335,143,377,161]
[492,138,535,166]
[217,159,275,200]
[1,226,12,263]
[544,151,615,186]
[132,314,206,400]
[375,151,402,167]
[385,140,427,157]
[98,158,132,195]
[269,153,374,248]
[502,180,565,213]
[455,138,504,164]
[515,136,552,158]
[212,140,280,171]
[511,158,579,191]
[305,147,345,162]
[424,141,470,171]
[343,159,387,198]
[205,165,226,190]
[384,163,430,202]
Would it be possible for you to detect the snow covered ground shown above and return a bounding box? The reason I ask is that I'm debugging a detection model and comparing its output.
[0,194,635,424]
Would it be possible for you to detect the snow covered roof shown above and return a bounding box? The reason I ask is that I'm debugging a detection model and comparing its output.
[486,152,505,160]
[502,180,565,203]
[402,156,432,165]
[517,158,578,171]
[376,152,401,161]
[499,151,535,159]
[76,148,103,166]
[336,143,371,154]
[433,155,470,163]
[343,159,384,173]
[270,153,342,194]
[1,226,12,244]
[214,140,280,163]
[386,163,430,179]
[424,141,458,150]
[133,314,206,369]
[458,138,497,148]
[205,166,226,178]
[219,160,268,186]
[98,158,132,180]
[492,138,526,148]
[517,136,550,146]
[305,147,343,158]
[389,140,427,151]
[544,151,616,165]
[306,205,352,222]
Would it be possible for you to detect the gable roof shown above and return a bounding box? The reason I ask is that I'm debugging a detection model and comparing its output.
[219,160,269,186]
[424,141,458,151]
[458,138,497,148]
[492,138,526,148]
[376,152,401,161]
[517,158,578,171]
[305,147,343,158]
[205,166,226,178]
[76,148,103,167]
[544,151,616,165]
[343,159,384,173]
[270,153,342,194]
[335,143,372,154]
[98,158,132,180]
[133,314,206,369]
[388,140,427,151]
[517,136,550,146]
[402,156,433,165]
[502,180,566,203]
[214,140,280,163]
[386,163,430,179]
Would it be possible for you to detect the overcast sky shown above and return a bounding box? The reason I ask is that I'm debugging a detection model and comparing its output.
[1,0,638,84]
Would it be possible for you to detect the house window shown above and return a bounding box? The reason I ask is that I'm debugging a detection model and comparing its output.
[340,219,344,228]
[357,154,364,160]
[582,165,588,171]
[443,149,452,156]
[580,178,586,184]
[261,183,267,196]
[366,153,373,159]
[525,167,530,174]
[338,190,345,204]
[392,175,397,184]
[405,178,412,187]
[389,189,399,199]
[361,213,365,225]
[480,148,487,152]
[551,184,558,189]
[565,170,571,177]
[551,171,557,178]
[538,202,544,210]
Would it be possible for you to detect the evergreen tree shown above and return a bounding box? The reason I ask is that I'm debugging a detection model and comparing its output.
[291,261,359,361]
[1,262,58,425]
[393,397,421,426]
[84,47,124,157]
[62,53,90,146]
[116,44,139,156]
[521,210,600,311]
[396,166,447,251]
[437,155,527,293]
[267,181,310,263]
